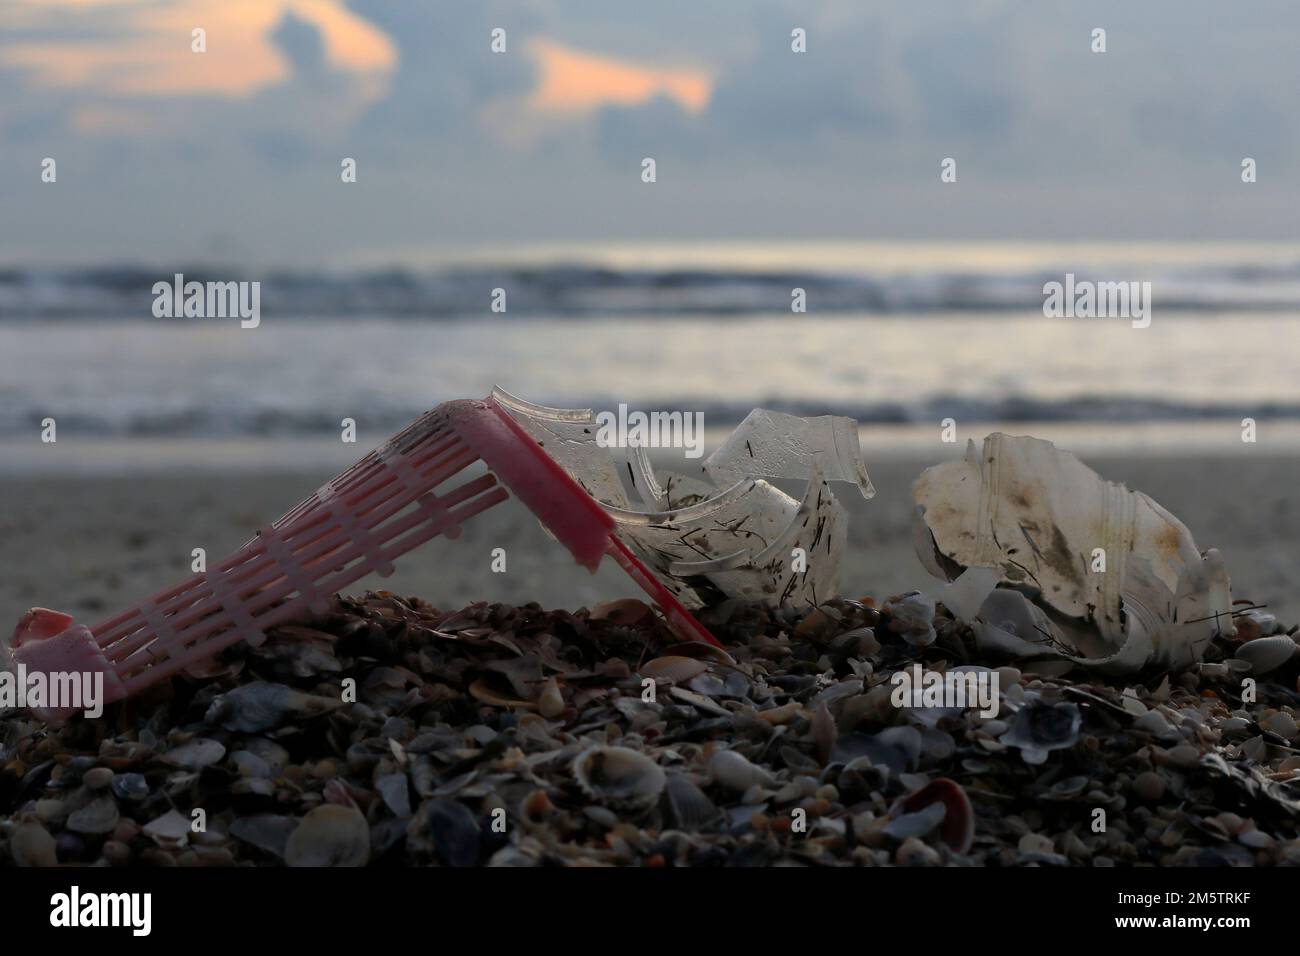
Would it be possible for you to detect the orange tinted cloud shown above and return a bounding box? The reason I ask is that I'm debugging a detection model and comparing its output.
[1,0,395,98]
[528,39,712,114]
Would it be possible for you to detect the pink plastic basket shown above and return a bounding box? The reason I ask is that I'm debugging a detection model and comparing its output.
[10,394,721,720]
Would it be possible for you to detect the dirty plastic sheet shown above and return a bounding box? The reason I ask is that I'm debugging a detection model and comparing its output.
[913,433,1233,674]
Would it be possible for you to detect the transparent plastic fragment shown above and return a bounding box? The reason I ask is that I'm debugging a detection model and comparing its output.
[702,409,875,499]
[912,433,1233,674]
[489,387,631,507]
[493,388,871,607]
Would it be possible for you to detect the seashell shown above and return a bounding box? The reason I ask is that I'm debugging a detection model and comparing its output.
[229,814,296,859]
[323,778,360,810]
[882,800,946,842]
[895,836,941,866]
[833,626,880,657]
[409,798,481,866]
[1132,771,1166,802]
[230,751,273,778]
[520,788,556,822]
[830,726,922,774]
[811,701,836,765]
[537,677,565,719]
[892,778,974,853]
[110,772,149,802]
[10,822,58,867]
[245,738,290,774]
[668,686,730,717]
[205,681,341,732]
[1235,635,1296,676]
[664,773,722,831]
[660,641,738,665]
[1234,609,1279,642]
[484,654,545,699]
[1000,696,1081,765]
[812,679,863,707]
[182,656,244,681]
[588,599,651,626]
[468,679,535,710]
[1260,711,1298,739]
[161,738,226,770]
[640,655,708,684]
[257,635,342,678]
[1133,709,1178,741]
[573,746,666,811]
[686,673,727,697]
[66,795,119,835]
[883,593,937,647]
[377,772,412,817]
[707,749,775,791]
[758,701,802,725]
[285,805,370,867]
[143,809,192,847]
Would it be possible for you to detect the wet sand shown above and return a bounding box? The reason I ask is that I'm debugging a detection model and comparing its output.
[2,454,1296,633]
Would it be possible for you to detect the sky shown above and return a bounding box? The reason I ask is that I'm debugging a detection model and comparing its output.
[1,0,1298,264]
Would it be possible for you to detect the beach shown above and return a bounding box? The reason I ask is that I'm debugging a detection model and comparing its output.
[4,451,1295,633]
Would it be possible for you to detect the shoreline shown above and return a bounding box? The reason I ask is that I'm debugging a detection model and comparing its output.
[1,420,1298,477]
[3,451,1295,631]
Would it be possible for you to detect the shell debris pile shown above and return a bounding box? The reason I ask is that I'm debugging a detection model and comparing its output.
[2,590,1299,867]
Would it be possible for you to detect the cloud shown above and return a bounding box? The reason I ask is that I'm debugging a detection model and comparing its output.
[6,0,1300,261]
[0,0,394,100]
[526,39,712,115]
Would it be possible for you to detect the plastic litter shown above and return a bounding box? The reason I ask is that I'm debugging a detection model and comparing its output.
[8,391,722,720]
[913,433,1234,674]
[492,390,873,608]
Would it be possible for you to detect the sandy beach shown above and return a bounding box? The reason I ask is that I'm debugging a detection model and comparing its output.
[4,453,1295,634]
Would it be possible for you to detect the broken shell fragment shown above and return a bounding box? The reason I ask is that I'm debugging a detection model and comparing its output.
[143,809,192,847]
[161,738,227,770]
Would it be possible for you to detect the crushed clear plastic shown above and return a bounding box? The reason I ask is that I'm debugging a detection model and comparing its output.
[493,388,872,607]
[913,433,1234,674]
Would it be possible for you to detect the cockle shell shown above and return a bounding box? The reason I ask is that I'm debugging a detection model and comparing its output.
[1233,635,1296,676]
[571,746,666,811]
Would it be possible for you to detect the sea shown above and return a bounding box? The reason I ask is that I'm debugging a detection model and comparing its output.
[2,240,1299,473]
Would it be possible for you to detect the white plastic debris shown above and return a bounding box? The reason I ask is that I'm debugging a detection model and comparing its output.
[913,433,1234,674]
[491,388,872,607]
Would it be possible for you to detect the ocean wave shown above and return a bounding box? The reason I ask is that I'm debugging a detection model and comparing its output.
[1,394,1294,438]
[5,261,1300,318]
